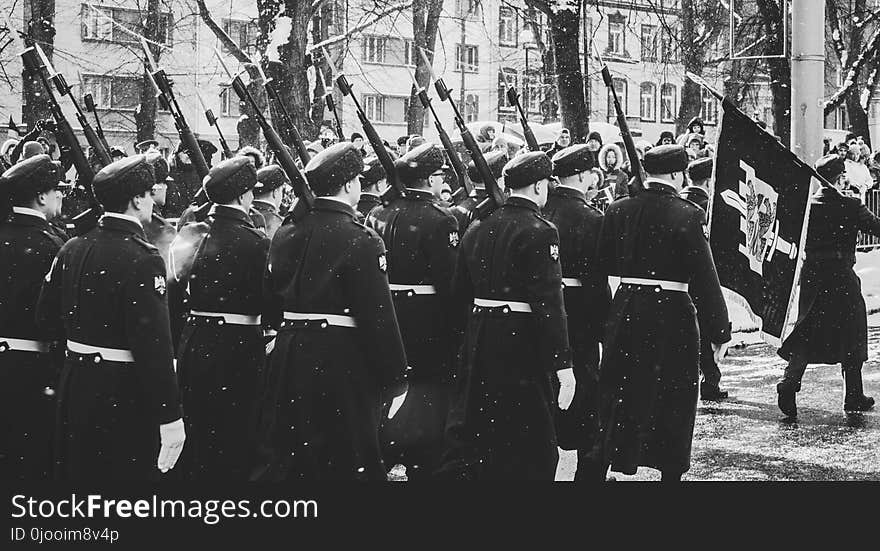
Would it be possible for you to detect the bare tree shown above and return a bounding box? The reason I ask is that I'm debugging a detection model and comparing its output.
[525,0,588,142]
[21,0,55,126]
[406,0,443,136]
[135,0,163,144]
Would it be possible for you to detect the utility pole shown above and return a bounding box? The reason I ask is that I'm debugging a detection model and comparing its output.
[790,0,824,167]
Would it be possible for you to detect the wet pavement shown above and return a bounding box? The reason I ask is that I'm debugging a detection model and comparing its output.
[555,319,880,481]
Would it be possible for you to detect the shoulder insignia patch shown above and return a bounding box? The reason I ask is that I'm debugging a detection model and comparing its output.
[449,231,460,248]
[378,253,387,273]
[702,224,710,240]
[154,275,167,296]
[549,244,560,262]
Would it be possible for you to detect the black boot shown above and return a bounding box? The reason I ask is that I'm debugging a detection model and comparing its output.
[701,383,729,401]
[843,363,875,412]
[777,382,797,418]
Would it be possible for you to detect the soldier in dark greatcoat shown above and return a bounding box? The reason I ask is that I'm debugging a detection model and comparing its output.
[450,149,508,231]
[681,156,729,401]
[366,143,460,480]
[776,154,880,417]
[544,144,611,481]
[173,156,271,480]
[0,155,69,480]
[36,154,185,481]
[254,142,408,481]
[252,165,289,241]
[356,156,386,221]
[439,151,575,481]
[594,144,730,482]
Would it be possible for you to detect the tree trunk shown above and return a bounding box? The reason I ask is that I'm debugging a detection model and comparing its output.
[757,0,790,146]
[549,8,587,142]
[846,0,870,146]
[675,0,702,136]
[274,0,318,143]
[407,0,443,136]
[21,0,54,127]
[135,0,160,145]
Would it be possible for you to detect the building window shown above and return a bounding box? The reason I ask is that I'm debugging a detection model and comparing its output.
[640,83,656,121]
[82,74,141,111]
[837,104,849,130]
[221,19,259,56]
[661,30,678,63]
[80,4,173,45]
[607,15,625,56]
[462,93,479,122]
[362,36,388,64]
[404,39,415,66]
[219,87,240,117]
[607,77,627,122]
[499,7,517,47]
[455,44,479,72]
[641,24,658,62]
[701,88,719,125]
[660,83,676,123]
[456,0,480,19]
[525,72,541,113]
[363,94,385,121]
[498,68,518,111]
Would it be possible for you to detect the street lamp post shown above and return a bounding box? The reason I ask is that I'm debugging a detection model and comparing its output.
[519,28,535,121]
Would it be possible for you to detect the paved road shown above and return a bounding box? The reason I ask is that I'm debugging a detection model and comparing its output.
[555,320,880,481]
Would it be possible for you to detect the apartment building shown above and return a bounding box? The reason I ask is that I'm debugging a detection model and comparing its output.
[1,0,256,158]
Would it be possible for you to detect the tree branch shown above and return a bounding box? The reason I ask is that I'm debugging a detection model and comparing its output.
[824,26,880,114]
[310,0,414,51]
[194,0,252,64]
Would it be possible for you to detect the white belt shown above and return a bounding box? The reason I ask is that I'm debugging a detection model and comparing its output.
[619,277,689,292]
[561,278,583,287]
[67,340,135,363]
[283,312,358,328]
[389,284,437,295]
[0,337,51,354]
[190,310,262,326]
[473,298,533,313]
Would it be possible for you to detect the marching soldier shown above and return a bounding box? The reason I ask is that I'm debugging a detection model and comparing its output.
[252,165,289,240]
[174,156,271,480]
[143,152,177,271]
[451,149,508,231]
[0,155,69,480]
[594,144,730,482]
[681,157,729,401]
[36,154,185,481]
[440,151,575,480]
[544,145,611,481]
[356,156,386,221]
[366,143,460,480]
[776,154,880,417]
[255,142,408,481]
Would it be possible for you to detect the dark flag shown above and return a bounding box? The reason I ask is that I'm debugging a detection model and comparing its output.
[708,101,814,345]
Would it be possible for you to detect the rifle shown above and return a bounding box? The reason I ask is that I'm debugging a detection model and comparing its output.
[594,44,645,196]
[141,38,209,180]
[500,70,539,151]
[215,48,314,220]
[255,61,311,166]
[21,46,101,234]
[419,48,503,218]
[407,67,472,202]
[83,92,111,154]
[322,47,404,206]
[196,91,232,159]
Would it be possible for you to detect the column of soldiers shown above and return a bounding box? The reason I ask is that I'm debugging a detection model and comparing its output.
[1,128,876,483]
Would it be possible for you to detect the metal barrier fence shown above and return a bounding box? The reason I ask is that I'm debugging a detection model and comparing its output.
[858,189,880,251]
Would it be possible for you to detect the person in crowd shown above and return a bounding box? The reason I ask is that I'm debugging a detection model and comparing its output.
[657,131,675,147]
[586,131,603,154]
[547,128,571,157]
[598,143,628,199]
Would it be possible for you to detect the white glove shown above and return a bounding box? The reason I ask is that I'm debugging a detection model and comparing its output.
[157,418,186,473]
[387,390,408,420]
[556,367,576,410]
[711,341,730,365]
